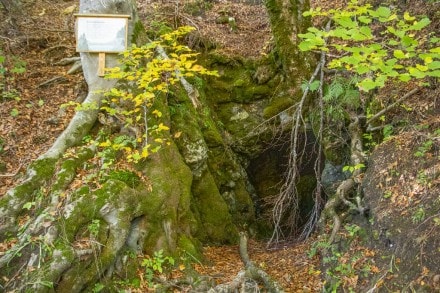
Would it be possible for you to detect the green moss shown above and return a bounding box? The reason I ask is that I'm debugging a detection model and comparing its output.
[233,79,246,87]
[140,143,196,253]
[52,147,94,192]
[215,103,263,146]
[241,85,271,100]
[202,52,242,67]
[265,0,313,78]
[177,235,203,261]
[104,170,140,188]
[182,0,213,16]
[147,21,173,39]
[231,180,255,225]
[263,96,294,118]
[61,180,127,241]
[191,169,238,243]
[131,20,148,45]
[0,157,57,217]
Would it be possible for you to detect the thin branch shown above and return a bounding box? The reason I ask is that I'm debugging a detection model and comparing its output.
[26,27,73,33]
[37,76,68,88]
[366,87,420,125]
[0,164,22,177]
[143,105,148,148]
[269,50,325,245]
[300,43,327,240]
[152,40,201,108]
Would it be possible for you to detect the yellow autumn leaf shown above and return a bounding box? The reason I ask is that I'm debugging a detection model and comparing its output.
[416,64,428,71]
[99,141,111,147]
[154,138,163,143]
[155,84,165,91]
[179,264,185,271]
[141,147,149,158]
[152,109,162,118]
[174,131,182,138]
[192,64,203,71]
[158,123,170,131]
[403,11,415,21]
[424,56,433,64]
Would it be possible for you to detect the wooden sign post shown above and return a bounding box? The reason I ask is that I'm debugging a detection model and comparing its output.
[74,14,130,77]
[98,52,106,77]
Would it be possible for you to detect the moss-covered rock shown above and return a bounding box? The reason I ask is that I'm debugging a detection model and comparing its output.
[191,168,238,243]
[263,96,294,119]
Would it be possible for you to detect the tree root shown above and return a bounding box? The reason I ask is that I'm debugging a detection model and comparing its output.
[209,232,284,292]
[321,115,367,244]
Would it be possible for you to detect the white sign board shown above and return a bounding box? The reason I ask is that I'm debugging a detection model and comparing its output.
[75,14,130,53]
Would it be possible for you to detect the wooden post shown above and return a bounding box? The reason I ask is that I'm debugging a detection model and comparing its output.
[98,52,106,77]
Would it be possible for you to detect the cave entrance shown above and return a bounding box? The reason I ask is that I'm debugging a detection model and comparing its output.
[246,130,323,238]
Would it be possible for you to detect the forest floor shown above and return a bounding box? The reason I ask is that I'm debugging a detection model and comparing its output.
[1,0,439,292]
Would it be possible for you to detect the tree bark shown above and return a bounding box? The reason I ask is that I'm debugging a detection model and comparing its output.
[0,0,258,291]
[265,0,313,79]
[0,0,321,291]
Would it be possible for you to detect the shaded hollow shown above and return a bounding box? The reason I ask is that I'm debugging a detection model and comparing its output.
[247,130,323,236]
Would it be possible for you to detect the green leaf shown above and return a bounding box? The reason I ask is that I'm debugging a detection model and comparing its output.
[427,61,440,70]
[399,73,411,82]
[429,37,440,44]
[298,41,314,51]
[351,30,369,41]
[23,202,34,210]
[309,80,320,91]
[372,6,391,21]
[358,15,372,24]
[388,39,400,46]
[332,28,350,39]
[401,36,417,47]
[410,18,431,30]
[335,16,357,28]
[416,64,429,72]
[393,50,406,59]
[376,7,391,18]
[11,67,26,74]
[408,67,426,78]
[359,26,372,38]
[358,78,379,92]
[356,64,370,74]
[10,108,19,117]
[427,70,440,77]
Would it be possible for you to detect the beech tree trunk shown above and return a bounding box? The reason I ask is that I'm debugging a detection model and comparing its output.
[0,0,317,291]
[265,0,313,79]
[0,0,256,291]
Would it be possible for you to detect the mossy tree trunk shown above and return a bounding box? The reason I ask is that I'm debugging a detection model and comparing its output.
[0,1,257,291]
[0,0,319,291]
[265,0,313,80]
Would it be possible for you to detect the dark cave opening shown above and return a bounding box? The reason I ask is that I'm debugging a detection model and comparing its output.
[246,130,324,238]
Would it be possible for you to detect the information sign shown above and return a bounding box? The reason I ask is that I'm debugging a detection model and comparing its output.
[75,14,130,53]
